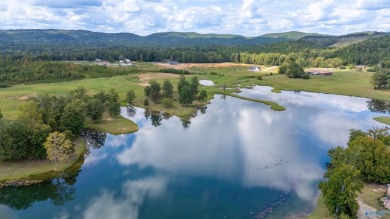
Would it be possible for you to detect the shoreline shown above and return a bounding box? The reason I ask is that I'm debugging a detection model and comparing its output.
[0,138,87,188]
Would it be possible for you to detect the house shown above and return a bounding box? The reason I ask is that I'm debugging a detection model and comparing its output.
[307,70,333,76]
[249,66,261,72]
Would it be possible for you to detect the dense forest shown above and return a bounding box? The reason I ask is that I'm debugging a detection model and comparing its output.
[0,30,389,87]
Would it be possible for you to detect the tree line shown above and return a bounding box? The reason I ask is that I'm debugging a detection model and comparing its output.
[319,127,390,218]
[0,57,138,87]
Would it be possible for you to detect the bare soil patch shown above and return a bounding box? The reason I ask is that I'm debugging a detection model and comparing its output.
[153,62,250,70]
[137,73,180,87]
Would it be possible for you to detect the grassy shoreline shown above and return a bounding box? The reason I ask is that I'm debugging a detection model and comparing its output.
[374,116,390,125]
[219,92,286,111]
[85,111,139,135]
[0,138,87,187]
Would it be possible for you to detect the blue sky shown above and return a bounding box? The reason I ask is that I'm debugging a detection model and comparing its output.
[0,0,389,36]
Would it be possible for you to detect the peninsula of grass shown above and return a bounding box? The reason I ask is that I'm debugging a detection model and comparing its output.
[374,116,390,125]
[85,112,138,135]
[0,138,86,187]
[218,92,286,111]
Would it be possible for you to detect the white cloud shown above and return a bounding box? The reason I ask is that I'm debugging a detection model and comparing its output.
[0,0,388,36]
[83,177,167,219]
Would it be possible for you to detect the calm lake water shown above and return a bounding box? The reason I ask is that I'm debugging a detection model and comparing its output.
[0,86,387,219]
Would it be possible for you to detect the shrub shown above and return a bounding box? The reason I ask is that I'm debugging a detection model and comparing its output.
[144,98,149,106]
[301,74,310,79]
[162,98,173,108]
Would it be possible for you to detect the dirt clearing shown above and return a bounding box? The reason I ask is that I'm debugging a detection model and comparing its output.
[137,73,180,87]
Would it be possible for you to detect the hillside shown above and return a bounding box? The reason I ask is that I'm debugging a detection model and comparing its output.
[261,31,322,40]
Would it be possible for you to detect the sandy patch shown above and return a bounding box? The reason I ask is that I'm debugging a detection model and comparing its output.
[137,73,180,87]
[153,62,251,70]
[357,198,379,219]
[20,94,37,100]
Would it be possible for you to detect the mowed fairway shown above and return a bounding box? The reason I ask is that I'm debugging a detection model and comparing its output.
[258,70,390,101]
[0,75,141,119]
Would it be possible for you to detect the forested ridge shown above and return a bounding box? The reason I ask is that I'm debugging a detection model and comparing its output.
[0,30,389,87]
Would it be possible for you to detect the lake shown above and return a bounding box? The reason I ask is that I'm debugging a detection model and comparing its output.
[0,86,386,219]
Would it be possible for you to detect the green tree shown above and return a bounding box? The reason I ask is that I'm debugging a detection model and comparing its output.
[144,98,149,106]
[0,109,3,119]
[347,136,390,183]
[198,90,208,101]
[93,91,109,105]
[69,87,88,100]
[285,61,305,78]
[44,132,74,169]
[86,98,104,122]
[179,84,194,105]
[126,90,136,105]
[162,80,173,98]
[60,105,85,135]
[148,80,161,101]
[190,76,200,97]
[108,89,119,103]
[19,100,43,125]
[319,164,363,218]
[108,101,121,117]
[144,86,151,97]
[0,120,31,161]
[371,70,390,90]
[278,64,287,74]
[177,75,188,94]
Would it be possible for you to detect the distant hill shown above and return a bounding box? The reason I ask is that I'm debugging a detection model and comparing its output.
[148,32,242,39]
[261,31,322,40]
[0,29,284,48]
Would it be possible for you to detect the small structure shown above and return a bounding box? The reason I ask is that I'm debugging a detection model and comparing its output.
[169,61,179,65]
[307,70,333,76]
[249,66,261,72]
[118,59,133,66]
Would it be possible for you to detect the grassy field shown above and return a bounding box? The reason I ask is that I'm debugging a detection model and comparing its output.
[85,111,138,135]
[257,70,390,101]
[0,138,86,185]
[374,116,390,125]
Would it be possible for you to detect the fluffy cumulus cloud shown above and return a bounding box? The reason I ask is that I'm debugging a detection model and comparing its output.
[0,0,388,35]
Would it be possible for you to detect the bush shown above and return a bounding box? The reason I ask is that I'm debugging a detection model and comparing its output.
[144,98,149,106]
[162,98,173,108]
[256,76,262,80]
[300,74,310,79]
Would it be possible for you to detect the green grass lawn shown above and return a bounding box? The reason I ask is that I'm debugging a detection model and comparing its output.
[85,111,138,135]
[374,116,390,125]
[0,138,86,184]
[257,70,390,101]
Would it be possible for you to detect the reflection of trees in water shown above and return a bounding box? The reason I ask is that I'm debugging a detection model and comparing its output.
[180,117,191,128]
[151,111,162,127]
[82,129,107,149]
[367,99,390,114]
[126,106,136,117]
[0,177,76,210]
[0,156,84,210]
[162,112,172,120]
[143,105,206,128]
[144,110,151,120]
[199,106,207,114]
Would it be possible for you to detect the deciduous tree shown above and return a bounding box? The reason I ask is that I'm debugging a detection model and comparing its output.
[44,132,74,169]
